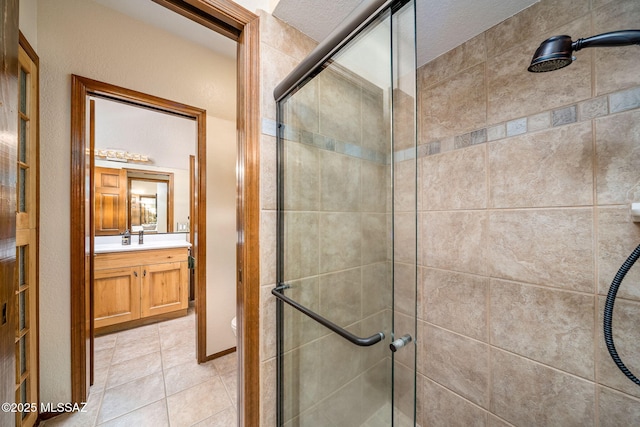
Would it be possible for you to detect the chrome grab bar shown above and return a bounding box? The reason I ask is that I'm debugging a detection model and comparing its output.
[271,285,385,347]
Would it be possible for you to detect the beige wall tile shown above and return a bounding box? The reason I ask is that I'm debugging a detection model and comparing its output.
[490,349,596,426]
[487,16,592,125]
[422,377,487,427]
[321,376,366,427]
[422,211,488,276]
[597,297,640,399]
[597,207,640,301]
[593,0,640,95]
[488,209,594,292]
[362,213,388,265]
[281,277,325,353]
[394,361,418,423]
[395,262,417,318]
[422,267,488,342]
[258,10,317,62]
[362,262,391,317]
[598,386,640,426]
[395,211,417,265]
[394,160,415,213]
[362,162,389,213]
[318,330,363,401]
[283,141,320,211]
[283,78,319,134]
[487,415,511,427]
[282,341,322,422]
[360,311,391,372]
[261,42,301,122]
[485,0,590,59]
[260,285,276,361]
[489,122,593,208]
[362,87,389,153]
[319,69,362,145]
[420,63,486,142]
[422,145,487,211]
[260,134,277,211]
[422,324,490,408]
[319,268,362,328]
[419,34,486,88]
[320,150,361,211]
[260,358,277,427]
[490,279,595,379]
[319,212,361,273]
[283,212,319,280]
[595,109,640,205]
[260,210,277,286]
[393,88,416,151]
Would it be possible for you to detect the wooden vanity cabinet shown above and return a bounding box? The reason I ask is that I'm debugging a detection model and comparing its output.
[94,247,189,331]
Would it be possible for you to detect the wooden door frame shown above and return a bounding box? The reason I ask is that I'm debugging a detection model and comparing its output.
[70,1,261,426]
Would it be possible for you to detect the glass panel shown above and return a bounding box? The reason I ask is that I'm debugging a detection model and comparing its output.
[18,246,26,287]
[20,335,27,375]
[19,167,26,212]
[391,3,417,426]
[277,4,419,425]
[20,380,27,419]
[19,118,27,163]
[19,68,27,114]
[19,291,26,331]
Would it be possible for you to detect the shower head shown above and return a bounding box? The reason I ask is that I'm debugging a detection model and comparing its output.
[528,30,640,73]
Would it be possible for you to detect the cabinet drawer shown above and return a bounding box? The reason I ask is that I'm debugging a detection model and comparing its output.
[95,247,188,270]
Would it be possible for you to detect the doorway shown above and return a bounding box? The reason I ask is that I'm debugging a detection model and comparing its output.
[67,2,261,425]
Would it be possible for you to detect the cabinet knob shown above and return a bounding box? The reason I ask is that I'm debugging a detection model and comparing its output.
[133,271,138,277]
[143,270,147,277]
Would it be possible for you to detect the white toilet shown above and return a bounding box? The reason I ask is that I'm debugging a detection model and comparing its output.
[231,316,237,337]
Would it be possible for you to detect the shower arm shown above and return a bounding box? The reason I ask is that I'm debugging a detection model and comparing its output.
[572,30,640,52]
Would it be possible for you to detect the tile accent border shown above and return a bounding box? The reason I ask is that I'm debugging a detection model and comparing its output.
[419,84,640,157]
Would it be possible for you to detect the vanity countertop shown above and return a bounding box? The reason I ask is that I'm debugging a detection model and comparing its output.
[94,233,191,254]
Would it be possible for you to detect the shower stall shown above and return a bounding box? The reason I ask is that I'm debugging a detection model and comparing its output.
[273,0,417,425]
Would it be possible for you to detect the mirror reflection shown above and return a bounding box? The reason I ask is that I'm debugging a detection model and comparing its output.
[92,96,196,236]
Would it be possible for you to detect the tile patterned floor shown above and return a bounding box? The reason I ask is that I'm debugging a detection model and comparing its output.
[42,310,238,427]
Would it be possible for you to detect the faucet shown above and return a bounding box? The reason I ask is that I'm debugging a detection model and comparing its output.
[138,229,144,244]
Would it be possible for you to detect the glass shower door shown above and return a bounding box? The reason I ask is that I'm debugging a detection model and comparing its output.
[275,1,416,425]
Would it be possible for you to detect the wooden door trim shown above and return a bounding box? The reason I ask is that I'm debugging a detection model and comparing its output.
[150,2,261,425]
[70,75,208,399]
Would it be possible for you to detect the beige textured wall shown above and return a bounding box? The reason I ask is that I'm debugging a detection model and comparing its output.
[416,0,640,425]
[37,0,237,404]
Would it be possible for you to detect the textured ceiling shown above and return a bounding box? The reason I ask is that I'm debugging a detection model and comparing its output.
[273,0,540,67]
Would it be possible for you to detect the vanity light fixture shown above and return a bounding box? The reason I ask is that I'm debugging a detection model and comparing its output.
[95,149,151,163]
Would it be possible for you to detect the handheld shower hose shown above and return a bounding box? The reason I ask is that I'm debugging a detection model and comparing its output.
[604,243,640,386]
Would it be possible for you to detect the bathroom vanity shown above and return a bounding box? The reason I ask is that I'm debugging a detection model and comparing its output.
[93,235,191,333]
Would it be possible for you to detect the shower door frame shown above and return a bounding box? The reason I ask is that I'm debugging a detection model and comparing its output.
[274,0,417,424]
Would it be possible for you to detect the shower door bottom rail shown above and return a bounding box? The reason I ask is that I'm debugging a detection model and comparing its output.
[272,284,385,347]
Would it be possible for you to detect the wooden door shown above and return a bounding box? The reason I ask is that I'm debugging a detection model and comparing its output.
[140,261,188,317]
[0,1,19,426]
[94,167,126,235]
[94,267,141,328]
[14,40,39,427]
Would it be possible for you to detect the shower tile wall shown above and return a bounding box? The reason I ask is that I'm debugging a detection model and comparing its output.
[257,11,319,426]
[258,10,395,425]
[416,0,640,425]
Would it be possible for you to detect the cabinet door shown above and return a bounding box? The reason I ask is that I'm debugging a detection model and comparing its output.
[140,261,188,317]
[95,167,127,236]
[94,267,141,328]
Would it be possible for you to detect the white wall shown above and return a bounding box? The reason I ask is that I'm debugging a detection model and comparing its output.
[36,0,237,403]
[18,0,38,49]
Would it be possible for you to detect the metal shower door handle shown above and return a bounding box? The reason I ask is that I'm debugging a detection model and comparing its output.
[390,334,412,352]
